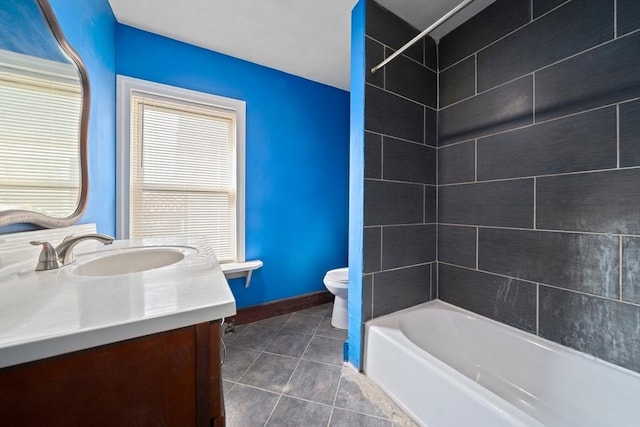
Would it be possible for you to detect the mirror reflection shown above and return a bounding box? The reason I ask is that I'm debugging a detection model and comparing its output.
[0,0,85,224]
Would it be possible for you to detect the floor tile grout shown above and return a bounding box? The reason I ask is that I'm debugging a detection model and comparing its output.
[224,303,410,426]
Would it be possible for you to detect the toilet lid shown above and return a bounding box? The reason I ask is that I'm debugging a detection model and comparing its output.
[325,267,348,283]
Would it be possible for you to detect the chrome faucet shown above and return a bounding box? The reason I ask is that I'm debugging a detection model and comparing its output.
[30,233,115,271]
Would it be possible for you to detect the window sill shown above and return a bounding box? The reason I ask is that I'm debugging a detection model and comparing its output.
[220,260,263,287]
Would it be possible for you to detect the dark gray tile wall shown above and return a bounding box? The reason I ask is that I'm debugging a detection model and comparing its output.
[622,237,640,305]
[365,85,424,143]
[533,0,568,18]
[381,225,436,270]
[365,37,385,88]
[424,185,436,223]
[438,225,476,268]
[617,0,640,37]
[425,108,437,147]
[539,286,640,373]
[476,106,617,180]
[438,264,537,333]
[382,136,436,184]
[477,0,613,92]
[438,0,530,70]
[437,0,640,373]
[438,179,534,228]
[620,99,640,167]
[536,169,640,234]
[385,53,437,108]
[535,31,640,121]
[366,0,423,63]
[438,141,475,184]
[372,264,432,317]
[438,76,533,146]
[439,56,475,108]
[362,274,373,322]
[364,181,423,226]
[364,131,382,179]
[478,228,620,298]
[362,1,437,320]
[363,227,381,274]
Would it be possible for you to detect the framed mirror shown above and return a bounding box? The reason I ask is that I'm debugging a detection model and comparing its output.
[0,0,90,228]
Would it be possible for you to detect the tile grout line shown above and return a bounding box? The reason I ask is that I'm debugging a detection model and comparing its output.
[379,226,383,275]
[533,177,537,229]
[439,100,638,148]
[439,260,640,308]
[371,274,376,320]
[614,0,618,38]
[365,81,435,110]
[263,308,329,426]
[474,53,478,95]
[442,29,638,113]
[616,103,620,168]
[474,139,478,182]
[439,0,582,75]
[532,71,536,123]
[436,222,640,239]
[536,284,540,335]
[380,136,385,179]
[437,164,640,187]
[476,227,479,270]
[366,129,437,149]
[619,236,623,301]
[226,306,400,425]
[366,34,438,74]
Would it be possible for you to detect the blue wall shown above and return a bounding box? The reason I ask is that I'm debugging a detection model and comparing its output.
[0,0,67,62]
[116,25,350,308]
[1,1,349,310]
[49,0,117,237]
[0,0,117,235]
[347,0,366,369]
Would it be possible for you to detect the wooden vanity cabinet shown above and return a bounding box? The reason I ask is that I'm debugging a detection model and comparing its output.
[0,321,225,426]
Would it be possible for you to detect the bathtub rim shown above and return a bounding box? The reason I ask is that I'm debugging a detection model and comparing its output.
[364,321,546,427]
[364,299,640,380]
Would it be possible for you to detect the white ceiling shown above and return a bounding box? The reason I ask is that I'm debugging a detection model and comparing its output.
[108,0,494,91]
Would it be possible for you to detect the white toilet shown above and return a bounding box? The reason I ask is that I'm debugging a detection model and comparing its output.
[323,267,349,329]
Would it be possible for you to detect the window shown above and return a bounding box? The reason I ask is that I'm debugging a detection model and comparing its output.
[0,49,81,217]
[117,76,245,263]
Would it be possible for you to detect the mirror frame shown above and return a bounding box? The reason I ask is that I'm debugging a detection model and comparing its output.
[0,0,90,228]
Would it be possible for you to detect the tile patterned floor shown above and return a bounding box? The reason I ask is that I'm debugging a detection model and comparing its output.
[222,303,417,427]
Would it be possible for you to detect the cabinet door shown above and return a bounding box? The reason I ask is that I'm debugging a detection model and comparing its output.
[0,325,216,426]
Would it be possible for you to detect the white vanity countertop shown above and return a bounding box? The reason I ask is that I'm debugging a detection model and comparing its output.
[0,236,236,368]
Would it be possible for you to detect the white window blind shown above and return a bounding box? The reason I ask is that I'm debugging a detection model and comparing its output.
[0,50,81,217]
[129,92,239,262]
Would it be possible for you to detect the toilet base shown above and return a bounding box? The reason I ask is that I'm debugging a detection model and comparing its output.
[331,295,348,329]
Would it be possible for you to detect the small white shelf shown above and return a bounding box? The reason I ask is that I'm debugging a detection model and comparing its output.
[220,260,263,287]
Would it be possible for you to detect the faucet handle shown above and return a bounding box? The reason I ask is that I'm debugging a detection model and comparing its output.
[30,241,62,271]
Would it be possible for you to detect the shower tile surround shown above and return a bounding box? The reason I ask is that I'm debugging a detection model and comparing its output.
[363,0,438,321]
[362,0,640,373]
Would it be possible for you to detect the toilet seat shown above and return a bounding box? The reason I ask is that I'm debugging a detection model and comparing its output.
[324,267,348,284]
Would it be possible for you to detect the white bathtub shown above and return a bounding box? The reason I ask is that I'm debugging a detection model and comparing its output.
[364,300,640,427]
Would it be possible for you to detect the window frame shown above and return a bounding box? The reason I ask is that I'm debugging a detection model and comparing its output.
[116,75,246,263]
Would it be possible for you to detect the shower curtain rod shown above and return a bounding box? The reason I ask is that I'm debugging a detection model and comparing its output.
[370,0,475,74]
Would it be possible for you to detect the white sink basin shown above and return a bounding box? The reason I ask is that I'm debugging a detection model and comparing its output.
[71,246,198,277]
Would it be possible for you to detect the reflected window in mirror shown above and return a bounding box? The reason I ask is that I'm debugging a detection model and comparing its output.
[0,0,90,228]
[0,49,81,217]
